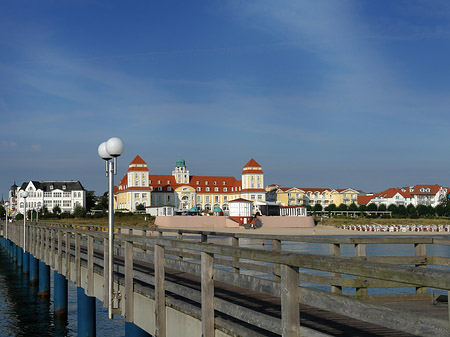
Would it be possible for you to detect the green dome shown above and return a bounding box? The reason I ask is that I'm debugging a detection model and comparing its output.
[176,157,186,167]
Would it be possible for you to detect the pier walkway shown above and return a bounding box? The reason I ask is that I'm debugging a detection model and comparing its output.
[2,221,450,336]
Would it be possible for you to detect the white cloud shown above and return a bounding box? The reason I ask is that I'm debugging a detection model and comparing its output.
[31,144,41,151]
[1,140,18,150]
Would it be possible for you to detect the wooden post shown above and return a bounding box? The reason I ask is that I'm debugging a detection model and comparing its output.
[415,243,427,294]
[87,235,94,296]
[232,237,240,274]
[281,264,300,337]
[125,240,134,322]
[177,232,183,261]
[201,251,214,337]
[355,243,367,296]
[58,231,63,274]
[273,239,281,282]
[103,238,109,308]
[65,232,71,279]
[154,244,166,337]
[201,233,207,243]
[75,233,81,286]
[330,243,342,294]
[50,229,56,269]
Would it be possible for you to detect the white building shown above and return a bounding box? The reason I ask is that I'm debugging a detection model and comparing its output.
[364,185,448,208]
[15,181,86,215]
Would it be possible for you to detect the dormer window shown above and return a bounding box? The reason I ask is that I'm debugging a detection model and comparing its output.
[223,181,226,185]
[206,187,210,192]
[158,187,162,191]
[214,187,218,192]
[168,187,172,191]
[197,187,201,191]
[196,181,199,185]
[205,181,208,185]
[158,180,161,184]
[50,185,54,190]
[214,181,217,185]
[62,185,66,190]
[167,180,170,184]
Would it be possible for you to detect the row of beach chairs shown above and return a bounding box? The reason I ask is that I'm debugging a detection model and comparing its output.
[340,224,450,232]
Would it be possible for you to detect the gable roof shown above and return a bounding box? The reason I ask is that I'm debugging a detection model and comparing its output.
[130,155,147,165]
[243,158,261,168]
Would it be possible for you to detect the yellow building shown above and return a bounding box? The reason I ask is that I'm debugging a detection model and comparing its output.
[114,156,266,213]
[266,186,359,208]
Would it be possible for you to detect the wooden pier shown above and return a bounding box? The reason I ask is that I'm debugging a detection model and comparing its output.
[2,221,450,336]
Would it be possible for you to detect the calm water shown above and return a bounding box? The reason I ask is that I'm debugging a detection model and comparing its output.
[0,248,124,337]
[0,237,449,335]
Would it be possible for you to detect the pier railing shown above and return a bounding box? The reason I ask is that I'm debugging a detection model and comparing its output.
[3,221,450,336]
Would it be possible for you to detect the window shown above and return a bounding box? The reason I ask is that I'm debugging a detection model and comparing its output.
[258,195,263,200]
[142,193,147,199]
[214,181,217,185]
[224,188,227,192]
[251,195,255,200]
[63,192,70,198]
[168,187,172,191]
[135,193,140,198]
[206,187,210,192]
[62,185,66,190]
[223,181,226,185]
[50,185,54,190]
[158,180,161,184]
[205,181,208,185]
[196,181,199,185]
[206,196,210,202]
[158,187,162,191]
[224,196,228,201]
[54,192,62,198]
[215,196,219,203]
[214,187,218,192]
[63,200,70,207]
[197,196,201,203]
[197,187,201,191]
[167,180,170,184]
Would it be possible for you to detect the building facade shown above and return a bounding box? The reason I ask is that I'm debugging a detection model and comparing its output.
[266,186,359,208]
[114,156,266,213]
[360,185,448,208]
[14,181,86,215]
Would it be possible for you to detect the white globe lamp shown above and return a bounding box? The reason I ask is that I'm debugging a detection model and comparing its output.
[98,142,112,160]
[106,137,124,157]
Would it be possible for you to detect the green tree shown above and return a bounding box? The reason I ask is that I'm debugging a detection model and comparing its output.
[73,206,87,218]
[53,205,62,215]
[416,204,428,217]
[387,204,398,216]
[348,203,358,211]
[337,203,348,211]
[325,203,337,211]
[366,203,378,211]
[85,190,96,211]
[378,204,387,211]
[397,205,407,217]
[312,204,323,212]
[406,204,417,218]
[136,203,146,211]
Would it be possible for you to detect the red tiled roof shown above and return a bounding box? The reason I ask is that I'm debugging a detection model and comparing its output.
[243,158,262,168]
[357,195,374,205]
[127,166,149,172]
[129,155,147,165]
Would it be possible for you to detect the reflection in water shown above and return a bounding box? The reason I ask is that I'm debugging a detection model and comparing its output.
[0,247,124,337]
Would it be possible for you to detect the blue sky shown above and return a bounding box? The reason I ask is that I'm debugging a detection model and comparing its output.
[1,0,450,196]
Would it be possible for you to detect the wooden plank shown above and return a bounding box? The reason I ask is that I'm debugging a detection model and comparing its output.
[124,241,134,322]
[232,237,240,274]
[281,264,300,337]
[154,244,166,337]
[201,251,214,337]
[330,243,342,294]
[103,238,109,308]
[299,287,450,336]
[415,243,427,294]
[355,243,367,296]
[75,233,81,286]
[65,232,71,279]
[58,231,63,273]
[87,235,94,296]
[273,239,281,282]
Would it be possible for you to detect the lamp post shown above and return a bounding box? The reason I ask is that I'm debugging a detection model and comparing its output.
[98,137,124,319]
[4,201,9,240]
[21,191,29,249]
